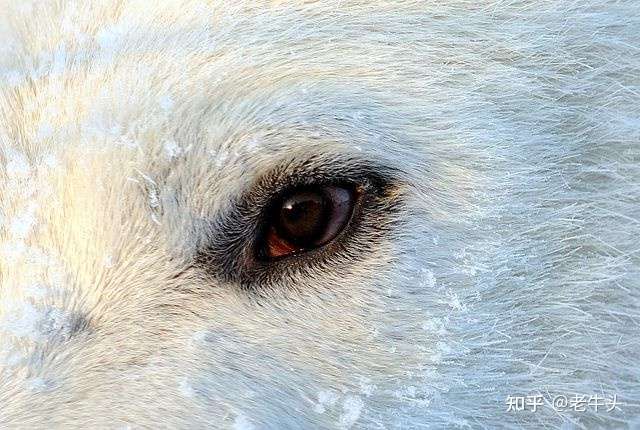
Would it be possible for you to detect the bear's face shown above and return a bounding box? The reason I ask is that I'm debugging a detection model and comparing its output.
[1,1,639,428]
[0,71,465,428]
[0,4,480,426]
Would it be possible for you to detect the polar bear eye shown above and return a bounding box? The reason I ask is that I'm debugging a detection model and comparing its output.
[262,185,358,259]
[195,158,400,287]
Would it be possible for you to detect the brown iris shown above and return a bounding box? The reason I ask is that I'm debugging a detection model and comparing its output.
[263,185,357,259]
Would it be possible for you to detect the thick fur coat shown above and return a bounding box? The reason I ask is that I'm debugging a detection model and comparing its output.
[0,1,639,428]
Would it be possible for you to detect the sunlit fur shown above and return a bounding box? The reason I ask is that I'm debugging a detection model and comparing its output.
[1,1,639,428]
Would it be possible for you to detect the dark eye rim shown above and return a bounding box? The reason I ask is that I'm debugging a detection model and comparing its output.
[194,155,403,292]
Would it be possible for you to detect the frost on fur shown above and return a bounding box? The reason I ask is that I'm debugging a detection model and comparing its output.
[0,0,639,429]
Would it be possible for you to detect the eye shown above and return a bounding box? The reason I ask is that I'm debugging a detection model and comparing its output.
[261,185,358,259]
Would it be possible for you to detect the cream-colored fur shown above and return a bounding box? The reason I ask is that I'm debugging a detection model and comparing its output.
[0,1,639,428]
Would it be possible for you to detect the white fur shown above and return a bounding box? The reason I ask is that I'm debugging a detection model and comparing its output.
[0,1,639,428]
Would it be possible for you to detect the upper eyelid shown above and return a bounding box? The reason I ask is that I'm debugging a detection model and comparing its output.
[252,155,401,200]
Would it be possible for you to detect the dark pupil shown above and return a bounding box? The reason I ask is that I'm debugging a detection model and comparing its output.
[277,191,327,246]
